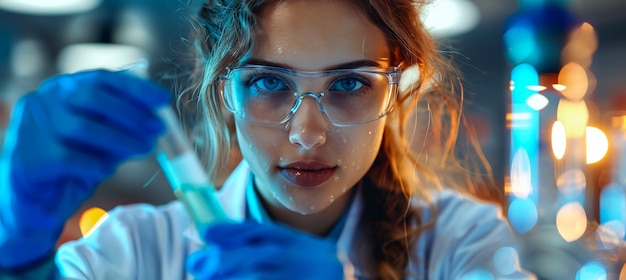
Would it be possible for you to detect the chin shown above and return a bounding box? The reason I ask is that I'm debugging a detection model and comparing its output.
[284,199,330,216]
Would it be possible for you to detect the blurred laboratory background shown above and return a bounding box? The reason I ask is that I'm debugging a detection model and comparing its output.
[0,0,625,278]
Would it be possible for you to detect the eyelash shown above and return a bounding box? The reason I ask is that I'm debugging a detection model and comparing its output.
[244,71,287,88]
[244,72,373,90]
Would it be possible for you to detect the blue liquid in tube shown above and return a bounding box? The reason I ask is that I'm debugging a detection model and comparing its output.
[156,107,230,234]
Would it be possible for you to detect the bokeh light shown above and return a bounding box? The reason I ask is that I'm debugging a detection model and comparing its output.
[421,0,480,38]
[556,202,587,242]
[492,247,521,276]
[525,85,547,92]
[10,39,46,78]
[552,84,567,91]
[57,43,147,74]
[509,148,533,198]
[558,63,588,101]
[556,168,586,195]
[599,182,626,239]
[596,221,625,250]
[562,22,598,69]
[552,121,566,159]
[507,112,532,128]
[557,99,589,138]
[576,261,606,280]
[508,197,538,234]
[551,122,599,168]
[511,64,540,97]
[526,93,549,110]
[504,24,536,65]
[79,207,109,238]
[0,0,102,15]
[585,126,608,164]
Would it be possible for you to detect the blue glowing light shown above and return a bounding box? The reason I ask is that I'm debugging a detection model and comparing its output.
[508,198,538,234]
[600,182,626,238]
[504,24,536,65]
[503,3,580,72]
[509,64,540,206]
[576,261,607,280]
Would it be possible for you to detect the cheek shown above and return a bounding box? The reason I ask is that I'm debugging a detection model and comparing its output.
[332,123,385,169]
[343,125,384,152]
[235,122,280,171]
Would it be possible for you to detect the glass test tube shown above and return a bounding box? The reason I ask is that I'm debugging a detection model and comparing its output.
[155,107,229,231]
[120,61,229,233]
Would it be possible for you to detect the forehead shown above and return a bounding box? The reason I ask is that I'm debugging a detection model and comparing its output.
[250,0,391,70]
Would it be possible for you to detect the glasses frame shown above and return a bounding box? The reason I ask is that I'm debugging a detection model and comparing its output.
[221,64,402,127]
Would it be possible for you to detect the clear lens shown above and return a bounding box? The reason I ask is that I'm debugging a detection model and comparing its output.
[222,65,400,126]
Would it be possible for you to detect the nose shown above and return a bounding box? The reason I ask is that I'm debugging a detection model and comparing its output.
[288,97,328,150]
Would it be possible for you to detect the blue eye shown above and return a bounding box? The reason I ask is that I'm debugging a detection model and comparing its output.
[329,76,368,93]
[252,75,288,92]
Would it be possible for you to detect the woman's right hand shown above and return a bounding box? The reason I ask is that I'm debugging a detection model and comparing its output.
[0,70,171,270]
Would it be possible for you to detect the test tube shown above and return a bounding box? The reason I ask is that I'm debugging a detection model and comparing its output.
[121,61,229,234]
[155,107,230,230]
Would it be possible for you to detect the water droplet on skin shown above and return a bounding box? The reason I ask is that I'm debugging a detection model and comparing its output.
[261,161,270,169]
[334,176,340,182]
[368,131,372,135]
[341,136,348,144]
[337,159,343,165]
[342,186,348,193]
[280,157,284,161]
[329,195,335,202]
[277,47,283,55]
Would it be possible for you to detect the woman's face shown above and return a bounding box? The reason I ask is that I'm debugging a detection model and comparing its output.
[235,0,391,215]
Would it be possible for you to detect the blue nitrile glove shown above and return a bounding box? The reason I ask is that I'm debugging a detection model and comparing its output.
[187,221,345,280]
[0,70,171,270]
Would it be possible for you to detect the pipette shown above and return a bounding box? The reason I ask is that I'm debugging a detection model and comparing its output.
[121,61,229,236]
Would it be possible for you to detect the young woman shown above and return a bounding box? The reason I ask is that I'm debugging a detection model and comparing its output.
[0,0,533,279]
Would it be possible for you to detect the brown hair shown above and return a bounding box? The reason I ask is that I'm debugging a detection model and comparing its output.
[179,0,502,278]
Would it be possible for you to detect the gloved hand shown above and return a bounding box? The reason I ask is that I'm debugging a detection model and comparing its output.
[186,221,345,280]
[0,70,171,269]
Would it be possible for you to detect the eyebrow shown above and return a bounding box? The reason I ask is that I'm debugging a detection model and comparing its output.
[240,58,385,70]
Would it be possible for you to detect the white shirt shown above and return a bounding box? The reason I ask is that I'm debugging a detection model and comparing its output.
[56,161,533,279]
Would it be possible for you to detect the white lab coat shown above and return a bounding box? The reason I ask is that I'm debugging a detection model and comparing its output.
[56,161,532,279]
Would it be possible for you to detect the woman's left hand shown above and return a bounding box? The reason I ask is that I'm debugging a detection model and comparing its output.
[186,221,345,279]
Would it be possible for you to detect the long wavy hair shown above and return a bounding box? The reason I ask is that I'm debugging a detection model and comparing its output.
[178,0,502,278]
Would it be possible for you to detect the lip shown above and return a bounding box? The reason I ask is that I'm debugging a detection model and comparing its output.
[279,161,336,187]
